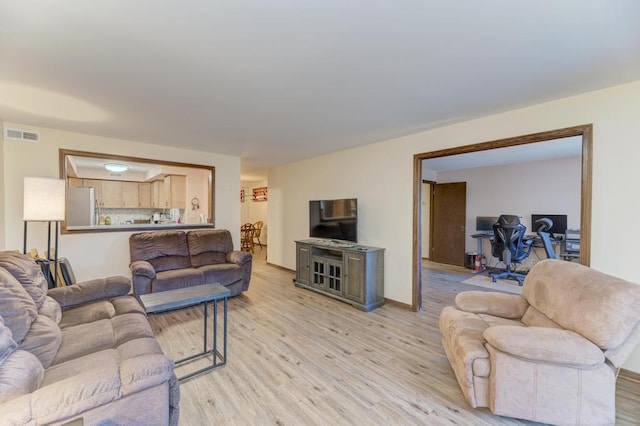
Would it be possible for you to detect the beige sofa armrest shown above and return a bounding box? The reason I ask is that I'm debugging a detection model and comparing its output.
[47,276,131,308]
[0,393,32,425]
[484,326,605,368]
[455,291,528,319]
[226,250,252,265]
[0,353,173,424]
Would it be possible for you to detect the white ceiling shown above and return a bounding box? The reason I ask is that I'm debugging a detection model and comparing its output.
[1,1,640,180]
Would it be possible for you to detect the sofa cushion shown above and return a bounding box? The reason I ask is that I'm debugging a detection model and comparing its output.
[59,300,116,329]
[43,349,119,387]
[18,315,62,368]
[54,319,114,364]
[0,252,48,309]
[53,310,154,365]
[521,306,562,329]
[43,340,163,387]
[524,260,640,349]
[0,316,18,365]
[197,263,243,286]
[187,229,234,267]
[484,326,605,367]
[0,349,44,404]
[38,296,62,325]
[129,231,191,273]
[152,268,204,293]
[0,268,38,345]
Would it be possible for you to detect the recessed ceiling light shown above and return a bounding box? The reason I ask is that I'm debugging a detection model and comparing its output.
[104,163,129,172]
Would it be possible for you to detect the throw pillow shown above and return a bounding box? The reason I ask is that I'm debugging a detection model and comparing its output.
[0,251,48,309]
[18,315,62,369]
[39,296,62,325]
[0,316,18,365]
[0,268,38,345]
[0,350,44,404]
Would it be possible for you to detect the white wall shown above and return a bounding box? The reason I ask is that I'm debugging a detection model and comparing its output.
[267,79,640,372]
[1,123,241,281]
[435,156,581,265]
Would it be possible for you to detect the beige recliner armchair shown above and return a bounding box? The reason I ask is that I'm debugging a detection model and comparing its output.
[439,259,640,425]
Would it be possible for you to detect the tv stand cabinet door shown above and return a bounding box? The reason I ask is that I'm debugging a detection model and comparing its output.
[296,243,311,285]
[344,252,365,303]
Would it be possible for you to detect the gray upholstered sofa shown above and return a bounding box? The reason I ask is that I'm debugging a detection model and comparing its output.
[129,229,252,298]
[439,259,640,425]
[0,251,179,425]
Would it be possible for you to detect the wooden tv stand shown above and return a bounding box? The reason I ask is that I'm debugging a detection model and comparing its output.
[294,239,384,311]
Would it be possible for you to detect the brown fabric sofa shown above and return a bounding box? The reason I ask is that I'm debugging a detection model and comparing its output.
[129,229,252,298]
[0,251,179,425]
[440,259,640,425]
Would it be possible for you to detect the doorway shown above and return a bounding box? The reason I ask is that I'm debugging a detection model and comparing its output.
[411,125,593,312]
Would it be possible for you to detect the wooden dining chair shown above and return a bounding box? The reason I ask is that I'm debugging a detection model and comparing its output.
[253,221,264,248]
[241,223,255,253]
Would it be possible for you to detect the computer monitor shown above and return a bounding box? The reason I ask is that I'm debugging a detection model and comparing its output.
[476,216,498,232]
[531,214,568,236]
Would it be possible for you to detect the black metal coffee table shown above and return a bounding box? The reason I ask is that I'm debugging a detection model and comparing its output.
[139,283,231,381]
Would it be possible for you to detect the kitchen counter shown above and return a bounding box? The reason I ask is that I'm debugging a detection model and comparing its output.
[64,223,215,233]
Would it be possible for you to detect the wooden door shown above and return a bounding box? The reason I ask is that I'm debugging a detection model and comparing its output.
[431,182,466,266]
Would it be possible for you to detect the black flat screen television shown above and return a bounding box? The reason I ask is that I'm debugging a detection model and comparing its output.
[531,214,568,236]
[309,199,358,242]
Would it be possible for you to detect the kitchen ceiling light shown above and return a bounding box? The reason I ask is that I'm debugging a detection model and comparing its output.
[104,163,129,172]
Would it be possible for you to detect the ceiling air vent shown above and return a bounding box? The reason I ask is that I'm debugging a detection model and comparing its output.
[3,127,40,143]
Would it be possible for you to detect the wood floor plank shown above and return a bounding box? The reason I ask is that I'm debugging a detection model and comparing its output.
[148,253,640,425]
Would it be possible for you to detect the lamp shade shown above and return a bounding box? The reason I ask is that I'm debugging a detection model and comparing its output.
[23,177,66,221]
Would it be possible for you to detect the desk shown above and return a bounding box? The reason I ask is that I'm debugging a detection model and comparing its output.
[471,233,565,260]
[139,283,230,381]
[471,233,493,258]
[560,252,580,262]
[524,234,564,258]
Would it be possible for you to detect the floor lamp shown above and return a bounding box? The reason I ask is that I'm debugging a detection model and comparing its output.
[23,177,66,287]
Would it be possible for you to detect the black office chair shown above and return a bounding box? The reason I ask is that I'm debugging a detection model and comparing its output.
[491,215,534,286]
[534,217,557,260]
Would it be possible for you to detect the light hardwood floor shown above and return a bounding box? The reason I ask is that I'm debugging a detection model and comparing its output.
[148,253,640,425]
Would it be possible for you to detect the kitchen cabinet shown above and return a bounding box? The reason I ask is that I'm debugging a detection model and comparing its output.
[138,183,152,208]
[68,178,83,188]
[75,178,174,209]
[101,181,123,208]
[151,180,165,209]
[122,182,139,208]
[164,175,186,209]
[82,179,103,207]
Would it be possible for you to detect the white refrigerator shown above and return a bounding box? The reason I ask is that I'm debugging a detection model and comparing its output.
[66,187,96,226]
